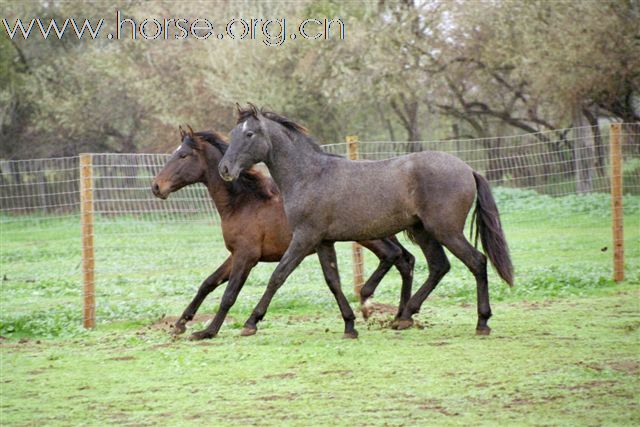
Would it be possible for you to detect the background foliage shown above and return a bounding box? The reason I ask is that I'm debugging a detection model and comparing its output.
[1,0,638,159]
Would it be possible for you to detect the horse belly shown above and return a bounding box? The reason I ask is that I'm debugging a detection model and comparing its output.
[326,200,415,241]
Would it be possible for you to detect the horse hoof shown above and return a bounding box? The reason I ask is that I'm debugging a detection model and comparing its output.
[342,330,358,339]
[189,330,214,341]
[360,300,373,320]
[240,327,257,337]
[394,319,414,330]
[476,327,491,336]
[171,322,187,336]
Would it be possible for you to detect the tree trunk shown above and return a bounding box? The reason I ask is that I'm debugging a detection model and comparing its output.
[572,108,595,194]
[582,107,605,177]
[390,96,423,152]
[407,124,422,152]
[376,102,396,142]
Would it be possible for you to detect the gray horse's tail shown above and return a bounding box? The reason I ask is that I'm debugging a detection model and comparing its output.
[471,172,514,286]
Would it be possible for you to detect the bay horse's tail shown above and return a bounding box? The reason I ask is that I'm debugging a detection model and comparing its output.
[471,172,514,286]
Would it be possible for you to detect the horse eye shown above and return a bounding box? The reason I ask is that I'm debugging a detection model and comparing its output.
[246,131,254,138]
[179,152,188,159]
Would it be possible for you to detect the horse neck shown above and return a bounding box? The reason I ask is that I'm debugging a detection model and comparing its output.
[201,148,234,219]
[266,131,325,195]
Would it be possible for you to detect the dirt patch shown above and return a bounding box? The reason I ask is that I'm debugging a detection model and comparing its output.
[147,342,176,350]
[580,360,640,375]
[263,372,297,380]
[196,341,223,347]
[365,316,428,331]
[366,317,396,330]
[518,300,554,310]
[286,314,322,323]
[609,360,640,375]
[320,369,352,376]
[560,380,617,391]
[147,314,235,333]
[504,397,536,408]
[262,393,297,401]
[419,399,459,416]
[109,355,136,361]
[363,302,399,316]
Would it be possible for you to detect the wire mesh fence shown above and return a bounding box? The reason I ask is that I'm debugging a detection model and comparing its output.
[1,124,639,332]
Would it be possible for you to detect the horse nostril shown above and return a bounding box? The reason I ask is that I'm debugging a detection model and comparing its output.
[152,182,160,195]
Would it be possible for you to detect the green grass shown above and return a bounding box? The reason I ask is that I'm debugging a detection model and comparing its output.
[1,188,639,425]
[1,289,638,426]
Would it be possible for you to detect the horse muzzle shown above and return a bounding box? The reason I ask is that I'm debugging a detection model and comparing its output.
[151,182,169,200]
[218,161,238,182]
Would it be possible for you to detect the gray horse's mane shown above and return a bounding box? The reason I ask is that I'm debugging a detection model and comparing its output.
[236,104,342,158]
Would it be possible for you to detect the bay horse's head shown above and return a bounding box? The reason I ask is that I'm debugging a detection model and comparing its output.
[152,125,215,199]
[219,104,272,182]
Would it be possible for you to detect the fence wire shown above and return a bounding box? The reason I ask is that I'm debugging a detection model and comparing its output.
[1,124,639,330]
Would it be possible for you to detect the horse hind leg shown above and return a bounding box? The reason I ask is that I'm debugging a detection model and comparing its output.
[358,239,403,320]
[440,233,491,335]
[396,240,416,319]
[395,226,450,330]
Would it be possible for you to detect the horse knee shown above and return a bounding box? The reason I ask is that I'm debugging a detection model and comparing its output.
[434,257,451,278]
[396,250,415,274]
[377,244,402,267]
[398,245,415,267]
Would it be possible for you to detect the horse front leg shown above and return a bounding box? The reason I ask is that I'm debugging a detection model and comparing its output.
[173,256,232,335]
[189,254,258,340]
[316,241,358,338]
[241,232,317,337]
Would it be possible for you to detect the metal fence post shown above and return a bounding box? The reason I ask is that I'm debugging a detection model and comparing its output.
[609,124,624,282]
[80,154,96,328]
[346,136,364,300]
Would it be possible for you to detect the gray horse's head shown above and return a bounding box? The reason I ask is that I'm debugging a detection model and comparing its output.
[219,104,271,182]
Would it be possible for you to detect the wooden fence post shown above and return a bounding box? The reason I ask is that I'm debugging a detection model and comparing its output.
[609,124,624,282]
[346,136,365,300]
[80,154,96,328]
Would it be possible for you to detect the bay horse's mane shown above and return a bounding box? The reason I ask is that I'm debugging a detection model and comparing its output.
[236,105,342,158]
[189,129,279,207]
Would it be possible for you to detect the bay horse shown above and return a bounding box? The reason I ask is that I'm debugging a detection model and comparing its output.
[219,105,513,339]
[152,126,415,340]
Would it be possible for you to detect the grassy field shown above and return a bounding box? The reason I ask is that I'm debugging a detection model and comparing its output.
[1,188,639,425]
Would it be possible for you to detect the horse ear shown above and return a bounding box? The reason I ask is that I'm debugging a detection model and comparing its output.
[179,125,186,139]
[247,102,259,118]
[186,124,194,137]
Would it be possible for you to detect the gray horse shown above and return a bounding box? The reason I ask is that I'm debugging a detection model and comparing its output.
[219,105,513,338]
